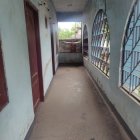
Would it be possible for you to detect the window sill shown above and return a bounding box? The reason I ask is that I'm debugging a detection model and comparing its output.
[91,62,109,79]
[120,87,140,106]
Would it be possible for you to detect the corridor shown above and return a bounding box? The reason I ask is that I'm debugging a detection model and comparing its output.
[29,66,129,140]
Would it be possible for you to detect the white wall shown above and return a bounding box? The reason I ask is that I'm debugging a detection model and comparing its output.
[0,0,34,139]
[48,0,59,71]
[0,0,58,140]
[83,0,140,139]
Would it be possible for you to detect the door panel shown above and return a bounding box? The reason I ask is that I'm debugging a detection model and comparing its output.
[50,24,55,75]
[25,2,40,109]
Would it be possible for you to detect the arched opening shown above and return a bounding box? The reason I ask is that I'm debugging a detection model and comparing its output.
[121,0,140,100]
[91,9,110,77]
[83,25,88,57]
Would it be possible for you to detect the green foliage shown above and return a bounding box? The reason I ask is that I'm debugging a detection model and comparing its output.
[58,28,75,40]
[58,23,81,40]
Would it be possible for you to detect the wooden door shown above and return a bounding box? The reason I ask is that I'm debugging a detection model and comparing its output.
[0,41,8,111]
[50,24,55,75]
[24,1,44,109]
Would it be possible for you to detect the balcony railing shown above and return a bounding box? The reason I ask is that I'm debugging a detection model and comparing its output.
[59,39,82,53]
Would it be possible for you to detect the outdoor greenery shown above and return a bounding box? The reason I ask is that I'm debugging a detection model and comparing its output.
[58,23,81,40]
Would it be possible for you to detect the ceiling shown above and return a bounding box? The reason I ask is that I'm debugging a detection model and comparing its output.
[52,0,89,12]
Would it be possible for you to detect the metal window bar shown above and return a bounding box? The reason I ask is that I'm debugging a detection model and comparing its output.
[121,0,140,100]
[91,10,110,77]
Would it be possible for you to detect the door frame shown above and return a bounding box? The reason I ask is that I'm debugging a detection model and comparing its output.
[24,0,44,105]
[50,24,55,75]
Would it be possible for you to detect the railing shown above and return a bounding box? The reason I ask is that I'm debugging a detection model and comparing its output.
[59,39,82,53]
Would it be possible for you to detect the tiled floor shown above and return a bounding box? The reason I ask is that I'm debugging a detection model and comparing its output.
[29,66,129,140]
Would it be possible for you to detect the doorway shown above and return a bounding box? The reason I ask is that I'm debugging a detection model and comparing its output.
[50,24,55,75]
[83,25,88,57]
[24,1,44,110]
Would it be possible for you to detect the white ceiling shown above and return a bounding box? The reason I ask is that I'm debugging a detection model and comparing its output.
[52,0,88,12]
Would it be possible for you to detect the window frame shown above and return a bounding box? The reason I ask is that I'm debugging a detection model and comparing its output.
[121,0,140,102]
[91,9,110,77]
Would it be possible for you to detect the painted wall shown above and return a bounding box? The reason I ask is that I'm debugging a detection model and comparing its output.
[58,38,83,64]
[0,0,34,140]
[83,0,140,139]
[59,53,83,64]
[48,0,59,71]
[0,0,58,140]
[59,39,83,64]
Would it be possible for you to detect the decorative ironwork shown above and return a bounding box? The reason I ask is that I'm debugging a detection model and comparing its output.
[91,10,110,77]
[121,0,140,100]
[83,25,88,57]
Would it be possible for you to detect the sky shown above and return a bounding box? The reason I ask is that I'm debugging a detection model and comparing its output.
[58,22,81,30]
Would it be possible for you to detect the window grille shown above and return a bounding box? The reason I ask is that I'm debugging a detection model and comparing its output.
[91,10,110,77]
[121,0,140,100]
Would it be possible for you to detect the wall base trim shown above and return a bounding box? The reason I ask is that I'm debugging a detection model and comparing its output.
[85,68,137,140]
[24,119,35,140]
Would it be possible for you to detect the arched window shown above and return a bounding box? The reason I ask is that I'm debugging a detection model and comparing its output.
[91,10,110,77]
[121,0,140,100]
[83,25,88,57]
